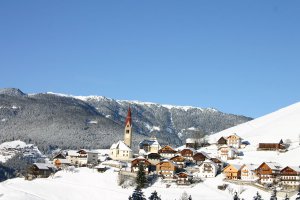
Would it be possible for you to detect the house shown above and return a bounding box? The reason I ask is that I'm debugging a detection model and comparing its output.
[210,157,224,171]
[255,162,282,184]
[139,137,161,155]
[158,145,178,159]
[145,153,161,165]
[193,151,211,165]
[257,140,286,151]
[226,133,242,149]
[156,160,177,180]
[240,164,259,182]
[279,166,300,189]
[197,159,218,178]
[27,163,56,179]
[180,148,195,161]
[175,172,191,185]
[67,149,98,166]
[95,164,109,173]
[131,156,151,174]
[110,140,133,161]
[186,138,197,149]
[217,145,238,161]
[53,158,71,169]
[170,155,185,169]
[217,136,227,145]
[223,164,241,180]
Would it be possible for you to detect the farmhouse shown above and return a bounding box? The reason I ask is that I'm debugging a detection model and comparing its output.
[217,136,227,145]
[197,159,218,178]
[257,139,286,151]
[256,162,282,184]
[217,145,238,161]
[180,148,195,160]
[27,163,56,179]
[175,172,191,185]
[67,149,98,166]
[193,151,211,165]
[240,164,259,182]
[279,166,300,189]
[170,155,185,169]
[226,133,242,149]
[145,153,161,165]
[223,164,241,180]
[156,160,177,180]
[158,145,178,159]
[131,156,151,174]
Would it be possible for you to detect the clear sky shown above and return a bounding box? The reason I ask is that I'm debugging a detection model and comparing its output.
[0,1,299,118]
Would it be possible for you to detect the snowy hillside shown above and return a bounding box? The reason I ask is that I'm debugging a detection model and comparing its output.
[0,168,275,200]
[210,102,300,146]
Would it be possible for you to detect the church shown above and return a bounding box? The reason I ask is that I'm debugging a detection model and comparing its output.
[109,107,133,161]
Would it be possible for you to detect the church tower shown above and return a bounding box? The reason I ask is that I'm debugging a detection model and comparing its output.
[124,107,132,148]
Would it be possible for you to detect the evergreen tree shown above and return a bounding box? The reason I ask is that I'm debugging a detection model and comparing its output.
[188,195,192,200]
[148,190,161,200]
[136,163,147,189]
[296,187,300,200]
[253,191,263,200]
[129,187,146,200]
[270,187,277,200]
[233,192,240,200]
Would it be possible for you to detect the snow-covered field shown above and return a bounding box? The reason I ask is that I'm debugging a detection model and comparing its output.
[0,167,274,200]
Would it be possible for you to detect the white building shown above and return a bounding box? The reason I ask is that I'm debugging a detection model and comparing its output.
[67,149,98,166]
[217,145,238,161]
[226,133,242,149]
[240,164,259,182]
[197,159,218,178]
[138,137,161,155]
[110,140,133,161]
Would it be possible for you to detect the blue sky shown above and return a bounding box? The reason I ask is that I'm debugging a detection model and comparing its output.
[0,1,299,118]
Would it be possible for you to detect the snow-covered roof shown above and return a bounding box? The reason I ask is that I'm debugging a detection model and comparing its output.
[67,150,79,157]
[139,138,160,148]
[199,159,218,168]
[110,141,132,151]
[265,162,282,170]
[241,164,258,171]
[55,159,70,164]
[34,163,55,170]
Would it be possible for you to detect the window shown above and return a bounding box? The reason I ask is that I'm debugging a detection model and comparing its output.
[126,130,130,133]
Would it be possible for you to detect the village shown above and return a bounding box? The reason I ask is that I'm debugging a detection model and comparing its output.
[26,107,300,197]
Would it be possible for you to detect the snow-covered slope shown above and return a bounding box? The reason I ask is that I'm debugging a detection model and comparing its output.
[210,102,300,145]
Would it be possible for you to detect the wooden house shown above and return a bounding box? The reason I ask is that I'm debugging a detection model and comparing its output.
[145,153,161,165]
[240,164,259,182]
[217,136,227,145]
[175,172,191,185]
[156,160,177,180]
[255,162,282,184]
[279,166,300,189]
[193,151,211,165]
[131,156,151,174]
[197,159,218,178]
[170,155,185,169]
[180,148,195,161]
[158,145,178,159]
[223,164,241,180]
[227,133,242,149]
[27,163,56,179]
[257,140,286,151]
[210,157,224,171]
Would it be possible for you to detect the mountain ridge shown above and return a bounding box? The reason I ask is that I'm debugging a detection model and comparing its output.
[0,88,252,152]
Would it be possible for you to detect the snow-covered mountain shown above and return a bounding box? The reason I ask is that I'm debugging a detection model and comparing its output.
[210,102,300,146]
[0,88,251,151]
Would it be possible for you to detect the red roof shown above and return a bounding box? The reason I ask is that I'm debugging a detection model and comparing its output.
[125,107,132,125]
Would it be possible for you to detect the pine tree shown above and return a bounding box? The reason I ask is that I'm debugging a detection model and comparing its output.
[233,192,240,200]
[270,187,277,200]
[188,195,192,200]
[148,190,161,200]
[136,163,147,189]
[253,191,263,200]
[129,187,146,200]
[296,187,300,200]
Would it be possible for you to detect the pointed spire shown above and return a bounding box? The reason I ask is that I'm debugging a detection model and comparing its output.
[125,106,132,126]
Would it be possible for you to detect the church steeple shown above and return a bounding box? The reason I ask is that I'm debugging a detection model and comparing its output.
[124,106,133,148]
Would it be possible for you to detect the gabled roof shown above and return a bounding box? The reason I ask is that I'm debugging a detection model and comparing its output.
[139,138,160,148]
[199,159,218,168]
[159,145,177,153]
[34,163,55,170]
[110,140,132,151]
[224,164,241,171]
[240,164,258,171]
[257,162,282,171]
